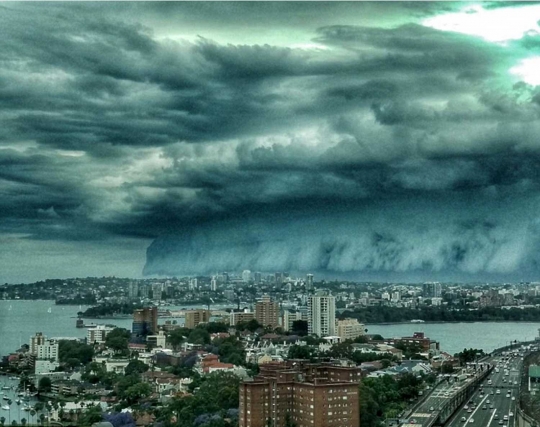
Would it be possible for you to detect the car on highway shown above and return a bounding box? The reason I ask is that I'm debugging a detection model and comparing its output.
[512,397,516,401]
[468,409,473,413]
[495,414,499,419]
[509,412,514,417]
[469,419,474,423]
[498,421,503,425]
[464,405,469,410]
[506,394,511,398]
[461,417,467,423]
[486,400,490,404]
[504,415,508,421]
[496,390,501,394]
[430,407,434,411]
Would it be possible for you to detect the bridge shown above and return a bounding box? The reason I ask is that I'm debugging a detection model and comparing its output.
[402,343,535,427]
[404,364,492,427]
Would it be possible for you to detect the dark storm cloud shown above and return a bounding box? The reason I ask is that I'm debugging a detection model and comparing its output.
[2,2,540,281]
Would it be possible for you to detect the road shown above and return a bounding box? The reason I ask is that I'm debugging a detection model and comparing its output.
[446,353,523,427]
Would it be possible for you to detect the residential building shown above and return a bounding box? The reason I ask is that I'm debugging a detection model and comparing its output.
[30,332,47,355]
[230,311,255,326]
[282,308,309,332]
[423,282,442,298]
[255,295,279,329]
[185,309,211,329]
[306,274,314,291]
[239,361,361,427]
[132,306,158,336]
[336,319,366,341]
[37,339,59,362]
[87,325,115,344]
[35,359,60,375]
[242,270,252,283]
[308,293,336,337]
[128,282,139,299]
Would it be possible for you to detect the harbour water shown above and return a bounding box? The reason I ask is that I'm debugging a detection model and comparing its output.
[1,300,539,358]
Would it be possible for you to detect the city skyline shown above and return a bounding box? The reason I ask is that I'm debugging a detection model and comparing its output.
[2,2,540,283]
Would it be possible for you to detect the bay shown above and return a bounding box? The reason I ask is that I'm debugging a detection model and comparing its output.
[1,300,540,359]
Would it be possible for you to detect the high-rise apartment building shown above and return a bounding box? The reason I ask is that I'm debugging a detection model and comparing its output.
[308,293,336,337]
[132,306,158,336]
[306,274,314,291]
[423,282,442,298]
[254,272,262,284]
[255,295,279,329]
[211,277,218,291]
[128,282,139,299]
[189,278,198,291]
[185,309,211,329]
[242,270,252,283]
[239,361,361,427]
[30,332,46,355]
[37,339,59,362]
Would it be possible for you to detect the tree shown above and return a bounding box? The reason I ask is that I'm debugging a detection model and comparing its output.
[291,320,308,336]
[0,417,5,427]
[105,328,131,353]
[167,328,190,351]
[187,328,210,345]
[20,419,26,427]
[124,382,152,404]
[77,404,103,426]
[38,377,52,393]
[124,360,149,376]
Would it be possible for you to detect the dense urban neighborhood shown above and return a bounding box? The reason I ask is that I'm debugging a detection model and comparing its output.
[3,274,540,427]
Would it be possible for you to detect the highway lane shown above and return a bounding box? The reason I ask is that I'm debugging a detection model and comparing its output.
[446,351,523,427]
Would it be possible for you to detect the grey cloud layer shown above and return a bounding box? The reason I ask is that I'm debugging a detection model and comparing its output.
[1,2,540,280]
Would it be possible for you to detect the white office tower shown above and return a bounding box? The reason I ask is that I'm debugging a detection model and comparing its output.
[308,293,336,337]
[189,278,198,291]
[242,270,252,283]
[211,277,218,291]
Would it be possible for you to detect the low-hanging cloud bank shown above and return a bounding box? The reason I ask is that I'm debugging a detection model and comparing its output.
[144,192,540,279]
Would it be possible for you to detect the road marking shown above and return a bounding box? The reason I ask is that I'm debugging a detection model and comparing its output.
[466,394,489,424]
[487,408,497,426]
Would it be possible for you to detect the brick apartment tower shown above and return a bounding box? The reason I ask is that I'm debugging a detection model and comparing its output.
[239,361,361,427]
[185,309,211,329]
[132,306,158,336]
[255,295,279,329]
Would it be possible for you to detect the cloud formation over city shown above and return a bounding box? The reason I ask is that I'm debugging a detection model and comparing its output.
[2,2,540,282]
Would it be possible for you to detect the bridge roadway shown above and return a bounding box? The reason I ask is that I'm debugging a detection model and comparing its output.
[445,354,522,427]
[407,367,492,427]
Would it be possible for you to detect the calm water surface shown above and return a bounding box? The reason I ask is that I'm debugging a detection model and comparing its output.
[1,300,539,358]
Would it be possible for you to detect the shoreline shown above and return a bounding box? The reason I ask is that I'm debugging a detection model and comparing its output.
[364,320,540,326]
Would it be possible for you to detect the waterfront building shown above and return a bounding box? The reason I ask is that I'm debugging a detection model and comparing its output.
[308,293,336,337]
[185,309,211,329]
[87,325,115,344]
[128,281,139,299]
[239,360,361,427]
[132,306,158,336]
[336,319,366,341]
[423,282,442,298]
[255,295,279,329]
[30,332,46,355]
[37,339,59,362]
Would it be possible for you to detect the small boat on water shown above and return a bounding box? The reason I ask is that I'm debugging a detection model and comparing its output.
[23,405,31,411]
[1,386,10,390]
[15,399,21,404]
[2,396,10,401]
[9,376,18,380]
[1,405,9,411]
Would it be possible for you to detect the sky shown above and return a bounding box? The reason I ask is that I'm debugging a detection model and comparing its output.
[2,2,540,284]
